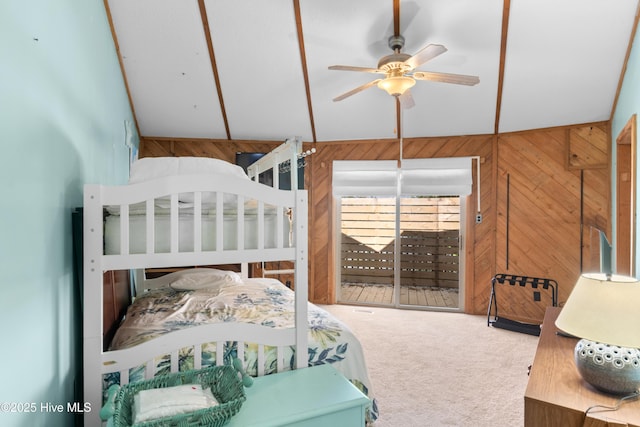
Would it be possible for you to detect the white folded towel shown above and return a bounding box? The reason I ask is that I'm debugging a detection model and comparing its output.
[132,384,219,424]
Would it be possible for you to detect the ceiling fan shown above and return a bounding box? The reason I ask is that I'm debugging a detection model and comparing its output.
[328,34,479,108]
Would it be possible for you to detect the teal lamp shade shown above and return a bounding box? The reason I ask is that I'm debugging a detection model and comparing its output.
[555,273,640,395]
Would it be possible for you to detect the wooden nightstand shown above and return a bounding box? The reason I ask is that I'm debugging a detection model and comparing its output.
[525,307,640,427]
[226,364,371,427]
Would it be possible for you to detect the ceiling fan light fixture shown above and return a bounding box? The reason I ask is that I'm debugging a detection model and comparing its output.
[377,76,415,97]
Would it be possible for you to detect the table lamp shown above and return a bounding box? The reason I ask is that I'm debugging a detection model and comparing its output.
[555,273,640,395]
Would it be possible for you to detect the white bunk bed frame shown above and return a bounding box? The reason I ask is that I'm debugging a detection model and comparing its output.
[83,138,308,426]
[245,139,313,280]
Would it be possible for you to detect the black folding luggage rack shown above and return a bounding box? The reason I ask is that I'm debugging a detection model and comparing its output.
[487,274,558,336]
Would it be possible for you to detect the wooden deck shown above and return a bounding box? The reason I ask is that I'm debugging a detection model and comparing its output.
[340,283,459,308]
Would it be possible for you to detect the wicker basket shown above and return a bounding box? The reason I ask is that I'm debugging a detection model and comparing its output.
[108,364,246,427]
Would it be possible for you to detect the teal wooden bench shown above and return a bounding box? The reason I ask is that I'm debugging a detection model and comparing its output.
[226,364,371,427]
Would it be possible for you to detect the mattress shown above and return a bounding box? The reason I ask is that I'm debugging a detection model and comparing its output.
[107,277,379,422]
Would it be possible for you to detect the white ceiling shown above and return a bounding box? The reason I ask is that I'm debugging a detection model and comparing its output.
[106,0,639,143]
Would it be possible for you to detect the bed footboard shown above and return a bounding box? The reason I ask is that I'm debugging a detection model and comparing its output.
[103,323,298,383]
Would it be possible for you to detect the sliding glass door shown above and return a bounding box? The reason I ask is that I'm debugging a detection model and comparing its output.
[336,195,464,310]
[338,196,396,305]
[398,196,462,309]
[333,158,470,311]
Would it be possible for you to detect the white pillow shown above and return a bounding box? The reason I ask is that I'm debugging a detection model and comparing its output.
[129,157,248,184]
[168,268,242,291]
[177,157,248,181]
[129,157,179,184]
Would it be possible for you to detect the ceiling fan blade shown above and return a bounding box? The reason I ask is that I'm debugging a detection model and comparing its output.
[398,90,415,109]
[329,65,382,74]
[333,79,382,102]
[413,71,480,86]
[404,44,447,70]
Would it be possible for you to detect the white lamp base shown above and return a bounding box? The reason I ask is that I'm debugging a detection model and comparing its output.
[574,339,640,395]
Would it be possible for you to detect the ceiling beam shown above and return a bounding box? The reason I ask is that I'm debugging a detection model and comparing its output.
[103,0,142,140]
[610,0,640,122]
[293,0,317,143]
[494,0,510,135]
[198,0,231,140]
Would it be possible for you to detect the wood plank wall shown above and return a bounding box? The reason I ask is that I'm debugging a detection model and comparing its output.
[140,122,610,323]
[495,125,610,323]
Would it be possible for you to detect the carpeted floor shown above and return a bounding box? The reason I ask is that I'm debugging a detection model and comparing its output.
[320,304,540,427]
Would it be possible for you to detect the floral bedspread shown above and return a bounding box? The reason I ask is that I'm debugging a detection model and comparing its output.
[108,278,378,422]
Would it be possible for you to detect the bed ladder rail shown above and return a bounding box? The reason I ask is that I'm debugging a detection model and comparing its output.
[261,261,295,277]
